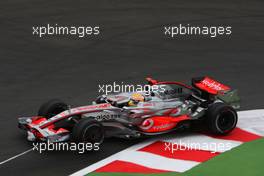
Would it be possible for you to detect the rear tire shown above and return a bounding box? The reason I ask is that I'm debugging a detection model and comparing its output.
[206,102,237,135]
[72,118,104,144]
[38,99,68,119]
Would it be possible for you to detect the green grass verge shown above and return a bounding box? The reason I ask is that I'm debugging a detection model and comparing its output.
[87,137,264,176]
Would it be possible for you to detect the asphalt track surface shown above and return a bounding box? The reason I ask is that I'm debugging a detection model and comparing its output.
[0,0,263,175]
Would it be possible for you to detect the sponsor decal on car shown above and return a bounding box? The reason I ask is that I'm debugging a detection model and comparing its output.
[201,78,226,91]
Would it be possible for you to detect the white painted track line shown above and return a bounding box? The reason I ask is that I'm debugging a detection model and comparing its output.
[70,140,156,176]
[0,148,33,165]
[117,150,199,172]
[237,109,264,136]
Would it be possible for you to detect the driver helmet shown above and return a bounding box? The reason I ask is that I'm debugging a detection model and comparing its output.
[128,93,145,106]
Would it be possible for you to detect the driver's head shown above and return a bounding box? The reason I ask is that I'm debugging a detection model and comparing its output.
[128,93,145,106]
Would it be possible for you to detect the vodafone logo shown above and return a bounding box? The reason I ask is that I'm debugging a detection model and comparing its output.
[139,119,154,130]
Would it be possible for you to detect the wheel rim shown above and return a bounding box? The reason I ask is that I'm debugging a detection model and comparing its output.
[83,124,104,144]
[217,110,236,132]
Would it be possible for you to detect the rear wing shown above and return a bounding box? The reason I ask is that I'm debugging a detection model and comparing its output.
[192,76,230,95]
[192,76,240,109]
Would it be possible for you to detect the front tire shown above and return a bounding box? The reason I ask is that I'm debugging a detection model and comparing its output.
[38,99,68,119]
[206,103,237,135]
[71,118,104,144]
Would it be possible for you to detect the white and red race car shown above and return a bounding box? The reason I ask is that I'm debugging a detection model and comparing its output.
[18,77,240,144]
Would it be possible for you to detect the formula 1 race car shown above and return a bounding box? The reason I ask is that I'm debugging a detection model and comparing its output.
[18,77,240,144]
